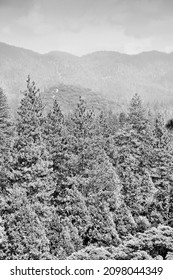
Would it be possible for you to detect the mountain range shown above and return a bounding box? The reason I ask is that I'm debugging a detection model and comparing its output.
[1,41,173,114]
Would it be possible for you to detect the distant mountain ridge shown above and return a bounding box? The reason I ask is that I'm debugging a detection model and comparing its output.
[1,41,173,114]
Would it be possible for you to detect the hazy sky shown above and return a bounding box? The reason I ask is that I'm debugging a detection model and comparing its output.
[0,0,173,55]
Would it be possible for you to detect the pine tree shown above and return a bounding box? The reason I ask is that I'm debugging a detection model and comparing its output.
[10,77,54,248]
[11,76,53,197]
[149,114,173,225]
[44,99,64,153]
[45,98,92,258]
[43,99,67,187]
[115,94,153,222]
[128,93,146,132]
[48,186,90,258]
[0,88,13,259]
[0,185,51,259]
[85,156,121,246]
[0,88,9,154]
[108,225,173,260]
[66,97,121,246]
[96,110,118,163]
[0,88,11,192]
[67,96,96,176]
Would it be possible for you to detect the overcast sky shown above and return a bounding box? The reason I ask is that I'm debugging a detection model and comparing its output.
[0,0,173,55]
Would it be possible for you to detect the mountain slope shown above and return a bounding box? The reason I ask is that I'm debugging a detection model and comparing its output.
[1,42,173,114]
[42,84,119,114]
[80,51,173,102]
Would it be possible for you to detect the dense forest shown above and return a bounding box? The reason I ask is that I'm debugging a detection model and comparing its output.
[0,76,173,260]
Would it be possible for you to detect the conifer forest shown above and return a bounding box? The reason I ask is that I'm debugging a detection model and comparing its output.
[1,76,173,260]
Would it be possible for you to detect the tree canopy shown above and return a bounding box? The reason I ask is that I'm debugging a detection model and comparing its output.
[0,79,173,260]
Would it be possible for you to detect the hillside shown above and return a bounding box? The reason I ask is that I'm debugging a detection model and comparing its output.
[1,42,173,114]
[80,51,173,102]
[42,84,120,114]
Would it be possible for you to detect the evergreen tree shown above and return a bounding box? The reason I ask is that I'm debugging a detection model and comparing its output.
[96,110,118,164]
[112,225,173,260]
[83,153,121,246]
[0,88,11,192]
[43,99,68,188]
[10,77,54,245]
[149,114,173,225]
[46,98,92,258]
[128,93,146,132]
[66,98,121,246]
[0,185,51,259]
[48,187,90,258]
[11,76,53,198]
[0,88,9,155]
[44,99,64,154]
[115,94,153,223]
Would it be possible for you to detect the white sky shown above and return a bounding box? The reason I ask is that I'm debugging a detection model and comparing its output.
[0,0,173,55]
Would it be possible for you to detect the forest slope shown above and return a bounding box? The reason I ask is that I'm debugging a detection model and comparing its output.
[1,42,173,112]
